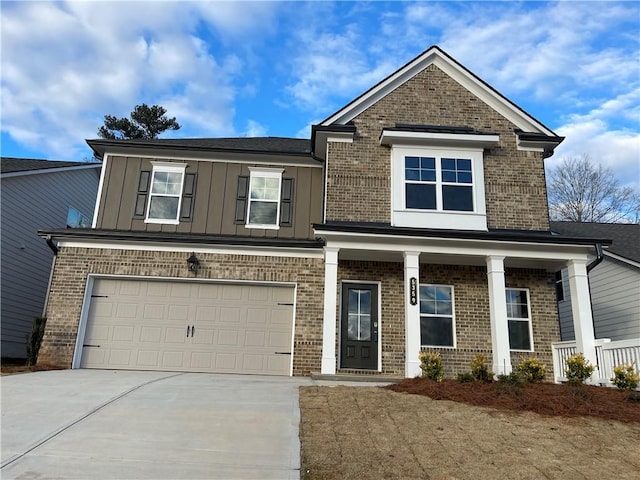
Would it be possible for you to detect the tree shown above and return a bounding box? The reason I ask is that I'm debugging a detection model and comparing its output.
[547,154,640,223]
[98,104,181,140]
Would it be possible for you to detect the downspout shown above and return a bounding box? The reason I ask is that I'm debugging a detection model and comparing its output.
[41,236,58,317]
[45,237,59,255]
[585,242,604,340]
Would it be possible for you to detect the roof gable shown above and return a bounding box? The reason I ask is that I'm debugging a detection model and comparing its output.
[320,45,557,136]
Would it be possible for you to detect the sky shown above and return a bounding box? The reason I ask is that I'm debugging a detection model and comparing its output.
[1,1,639,191]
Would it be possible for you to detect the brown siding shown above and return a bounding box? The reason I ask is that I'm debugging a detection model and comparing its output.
[95,156,322,240]
[325,64,551,231]
[39,246,325,376]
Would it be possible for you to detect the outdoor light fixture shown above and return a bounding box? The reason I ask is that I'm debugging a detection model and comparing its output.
[187,252,200,274]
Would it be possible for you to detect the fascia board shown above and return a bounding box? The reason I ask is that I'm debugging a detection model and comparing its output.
[380,130,500,148]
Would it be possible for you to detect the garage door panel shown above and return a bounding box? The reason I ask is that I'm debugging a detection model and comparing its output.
[81,279,294,375]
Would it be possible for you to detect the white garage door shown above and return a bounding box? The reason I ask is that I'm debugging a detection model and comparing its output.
[80,279,294,375]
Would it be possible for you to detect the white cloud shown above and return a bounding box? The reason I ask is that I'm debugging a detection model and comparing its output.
[244,120,268,137]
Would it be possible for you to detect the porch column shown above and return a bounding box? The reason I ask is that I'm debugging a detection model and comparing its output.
[486,255,511,375]
[567,259,597,370]
[321,247,339,374]
[404,251,421,378]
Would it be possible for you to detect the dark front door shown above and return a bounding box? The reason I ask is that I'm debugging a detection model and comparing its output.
[340,283,378,370]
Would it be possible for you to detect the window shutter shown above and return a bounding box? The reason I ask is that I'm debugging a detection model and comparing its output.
[279,178,294,226]
[134,170,151,218]
[235,175,249,224]
[180,173,197,221]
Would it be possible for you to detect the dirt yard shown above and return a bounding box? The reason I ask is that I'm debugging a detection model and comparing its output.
[299,382,640,480]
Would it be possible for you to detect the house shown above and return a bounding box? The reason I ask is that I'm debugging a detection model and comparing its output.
[550,222,640,342]
[1,158,101,359]
[37,46,607,380]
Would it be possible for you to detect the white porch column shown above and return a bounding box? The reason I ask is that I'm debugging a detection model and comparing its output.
[321,247,339,374]
[486,255,512,375]
[404,251,421,378]
[567,259,597,370]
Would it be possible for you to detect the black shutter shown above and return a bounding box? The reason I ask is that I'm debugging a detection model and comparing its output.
[279,178,294,226]
[134,170,151,218]
[235,176,249,224]
[180,173,196,221]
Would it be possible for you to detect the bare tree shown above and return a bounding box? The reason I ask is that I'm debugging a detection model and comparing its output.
[547,154,640,223]
[98,104,181,140]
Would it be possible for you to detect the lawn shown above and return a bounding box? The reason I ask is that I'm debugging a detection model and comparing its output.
[299,380,640,480]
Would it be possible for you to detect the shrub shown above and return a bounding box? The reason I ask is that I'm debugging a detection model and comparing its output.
[457,372,474,383]
[611,363,639,391]
[565,353,595,385]
[496,372,524,395]
[470,354,493,382]
[515,357,547,383]
[26,316,47,366]
[419,351,444,382]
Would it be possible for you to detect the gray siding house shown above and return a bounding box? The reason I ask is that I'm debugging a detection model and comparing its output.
[1,158,101,358]
[551,222,640,342]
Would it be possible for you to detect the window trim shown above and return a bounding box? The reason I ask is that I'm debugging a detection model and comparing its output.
[144,162,187,225]
[391,145,487,230]
[246,167,284,230]
[419,283,457,349]
[506,287,534,352]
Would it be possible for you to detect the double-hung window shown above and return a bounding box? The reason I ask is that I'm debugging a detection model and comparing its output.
[145,162,186,224]
[506,288,533,351]
[419,284,455,347]
[247,168,283,228]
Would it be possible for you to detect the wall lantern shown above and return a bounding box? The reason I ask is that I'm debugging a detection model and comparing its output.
[187,252,200,274]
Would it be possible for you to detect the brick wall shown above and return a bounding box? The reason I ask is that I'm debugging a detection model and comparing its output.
[337,261,559,380]
[325,64,551,231]
[39,247,325,376]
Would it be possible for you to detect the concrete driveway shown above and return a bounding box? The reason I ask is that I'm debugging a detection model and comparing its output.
[1,369,312,479]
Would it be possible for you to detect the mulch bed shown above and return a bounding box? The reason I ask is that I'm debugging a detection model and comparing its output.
[386,377,640,423]
[0,359,65,376]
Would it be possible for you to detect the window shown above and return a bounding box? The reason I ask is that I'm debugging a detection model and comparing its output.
[247,168,283,228]
[554,271,564,301]
[145,163,186,224]
[391,146,487,230]
[66,207,91,228]
[506,288,533,351]
[419,285,455,347]
[405,156,473,212]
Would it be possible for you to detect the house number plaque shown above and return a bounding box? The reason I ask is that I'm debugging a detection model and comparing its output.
[409,277,418,305]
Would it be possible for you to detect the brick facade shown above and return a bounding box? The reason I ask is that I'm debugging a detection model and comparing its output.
[39,247,325,376]
[336,261,559,380]
[325,64,551,231]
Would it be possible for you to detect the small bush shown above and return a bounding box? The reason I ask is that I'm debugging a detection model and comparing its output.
[515,357,547,383]
[496,372,524,395]
[457,372,474,383]
[565,353,595,385]
[419,351,444,382]
[611,363,639,391]
[470,354,493,382]
[26,316,47,366]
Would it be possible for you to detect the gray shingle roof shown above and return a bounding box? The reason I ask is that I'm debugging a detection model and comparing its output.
[1,157,97,174]
[550,221,640,263]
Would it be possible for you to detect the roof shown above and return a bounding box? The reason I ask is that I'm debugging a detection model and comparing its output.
[1,157,100,174]
[319,45,559,139]
[87,137,311,158]
[550,222,640,263]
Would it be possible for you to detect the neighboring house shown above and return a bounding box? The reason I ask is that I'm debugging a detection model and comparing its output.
[37,46,606,380]
[1,158,101,359]
[550,222,640,342]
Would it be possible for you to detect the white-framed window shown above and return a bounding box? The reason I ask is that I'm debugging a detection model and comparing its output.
[66,206,91,228]
[145,162,186,224]
[506,288,533,351]
[419,284,456,348]
[391,146,487,230]
[247,168,283,229]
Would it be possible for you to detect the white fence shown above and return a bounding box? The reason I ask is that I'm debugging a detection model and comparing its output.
[551,338,640,387]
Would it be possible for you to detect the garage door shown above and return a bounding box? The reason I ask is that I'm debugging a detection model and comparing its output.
[80,279,294,375]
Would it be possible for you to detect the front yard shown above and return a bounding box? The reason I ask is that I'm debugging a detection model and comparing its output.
[299,382,640,480]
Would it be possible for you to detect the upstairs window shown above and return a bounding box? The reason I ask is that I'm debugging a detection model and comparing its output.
[145,162,186,224]
[247,168,283,228]
[66,207,91,228]
[405,156,473,212]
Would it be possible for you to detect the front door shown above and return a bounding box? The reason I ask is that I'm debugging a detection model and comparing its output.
[340,283,378,370]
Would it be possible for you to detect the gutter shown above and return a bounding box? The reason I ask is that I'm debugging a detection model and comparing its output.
[586,243,604,273]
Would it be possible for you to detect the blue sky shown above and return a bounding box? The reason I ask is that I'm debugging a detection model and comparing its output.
[1,1,639,190]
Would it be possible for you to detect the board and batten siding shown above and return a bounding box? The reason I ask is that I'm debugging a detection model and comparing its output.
[95,156,323,239]
[558,258,640,342]
[1,167,100,358]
